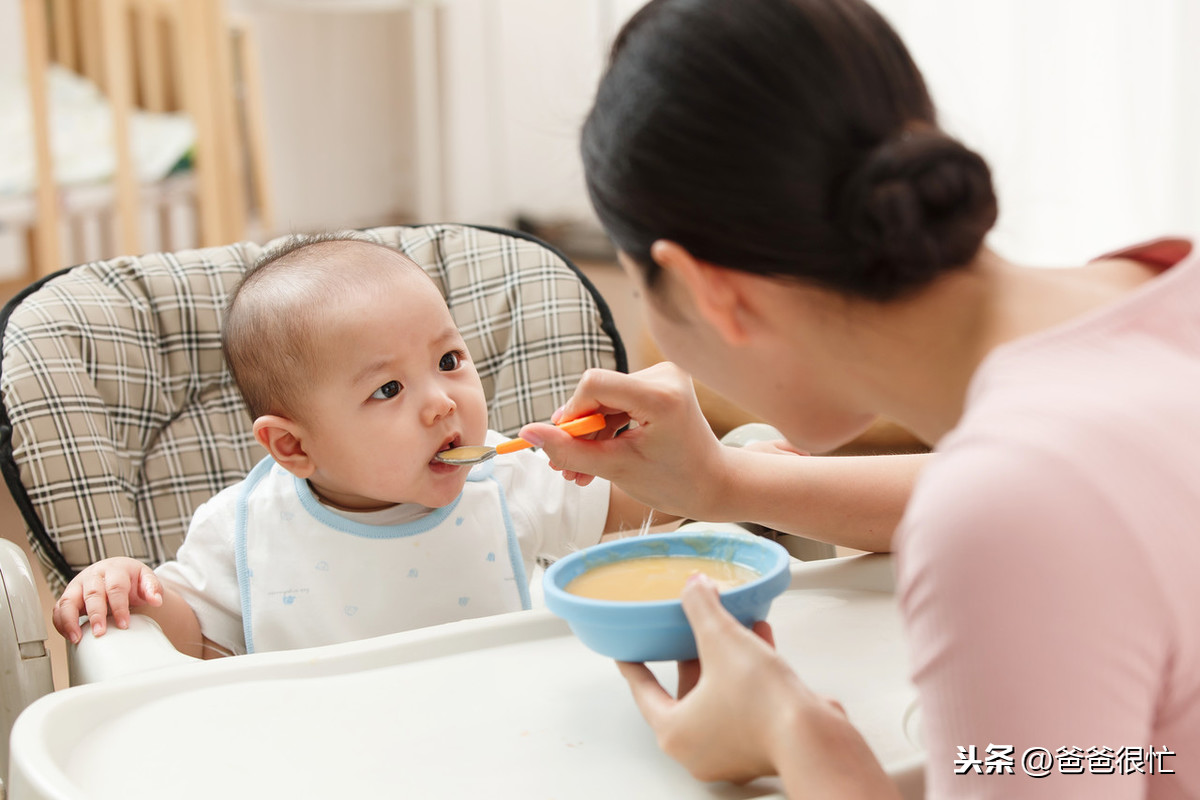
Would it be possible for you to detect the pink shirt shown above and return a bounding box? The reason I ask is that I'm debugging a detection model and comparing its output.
[896,239,1200,799]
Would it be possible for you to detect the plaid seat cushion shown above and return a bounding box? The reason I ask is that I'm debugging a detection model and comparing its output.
[0,224,625,593]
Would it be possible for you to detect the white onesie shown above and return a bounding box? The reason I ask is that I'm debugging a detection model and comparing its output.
[156,431,610,654]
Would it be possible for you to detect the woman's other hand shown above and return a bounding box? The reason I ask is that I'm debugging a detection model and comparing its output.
[518,362,730,520]
[618,574,901,796]
[616,573,785,783]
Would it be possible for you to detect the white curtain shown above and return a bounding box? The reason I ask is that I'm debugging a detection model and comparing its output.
[582,0,1200,266]
[856,0,1200,265]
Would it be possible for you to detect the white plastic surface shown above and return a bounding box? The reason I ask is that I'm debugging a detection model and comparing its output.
[66,614,195,685]
[9,553,923,799]
[0,539,55,786]
[0,541,46,648]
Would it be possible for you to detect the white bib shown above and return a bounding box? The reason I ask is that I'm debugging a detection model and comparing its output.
[233,458,529,653]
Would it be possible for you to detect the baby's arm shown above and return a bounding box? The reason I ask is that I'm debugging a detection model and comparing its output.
[52,557,221,659]
[53,557,163,643]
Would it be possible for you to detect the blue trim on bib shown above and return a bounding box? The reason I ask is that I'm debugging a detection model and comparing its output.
[288,457,494,538]
[490,475,531,610]
[292,475,465,538]
[234,456,275,655]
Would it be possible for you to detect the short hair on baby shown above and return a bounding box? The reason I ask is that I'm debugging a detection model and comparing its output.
[223,232,428,421]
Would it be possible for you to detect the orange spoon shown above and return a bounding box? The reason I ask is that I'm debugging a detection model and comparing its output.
[434,413,607,465]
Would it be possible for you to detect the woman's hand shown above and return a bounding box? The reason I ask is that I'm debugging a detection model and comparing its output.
[617,574,785,783]
[53,557,163,644]
[619,574,901,797]
[519,362,731,520]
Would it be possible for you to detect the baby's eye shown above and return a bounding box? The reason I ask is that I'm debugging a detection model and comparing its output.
[371,380,402,400]
[439,351,463,371]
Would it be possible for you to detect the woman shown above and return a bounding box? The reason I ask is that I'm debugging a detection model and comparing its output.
[520,0,1200,797]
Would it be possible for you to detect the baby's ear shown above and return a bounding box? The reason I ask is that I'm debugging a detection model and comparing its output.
[253,415,315,478]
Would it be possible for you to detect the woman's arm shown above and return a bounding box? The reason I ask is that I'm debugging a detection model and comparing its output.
[712,448,926,552]
[522,363,925,552]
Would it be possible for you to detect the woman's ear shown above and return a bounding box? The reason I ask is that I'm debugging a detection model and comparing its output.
[650,240,752,345]
[253,415,316,479]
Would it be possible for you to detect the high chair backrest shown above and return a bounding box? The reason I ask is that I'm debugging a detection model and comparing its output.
[0,224,626,595]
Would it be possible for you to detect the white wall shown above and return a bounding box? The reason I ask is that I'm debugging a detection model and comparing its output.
[233,2,417,233]
[0,0,22,77]
[443,0,643,225]
[234,0,637,231]
[873,0,1200,265]
[441,0,607,224]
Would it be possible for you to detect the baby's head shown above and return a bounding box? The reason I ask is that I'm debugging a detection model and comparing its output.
[223,234,489,510]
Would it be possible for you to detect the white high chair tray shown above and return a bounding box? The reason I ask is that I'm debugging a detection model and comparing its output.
[8,554,923,799]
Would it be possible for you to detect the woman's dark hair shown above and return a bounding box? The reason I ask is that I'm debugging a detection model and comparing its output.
[582,0,998,302]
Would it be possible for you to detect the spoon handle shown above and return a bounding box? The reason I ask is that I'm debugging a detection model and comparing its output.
[494,413,607,455]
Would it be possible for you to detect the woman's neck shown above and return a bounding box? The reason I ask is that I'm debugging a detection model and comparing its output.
[841,248,1156,444]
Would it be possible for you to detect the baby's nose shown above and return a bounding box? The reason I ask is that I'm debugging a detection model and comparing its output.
[423,390,457,424]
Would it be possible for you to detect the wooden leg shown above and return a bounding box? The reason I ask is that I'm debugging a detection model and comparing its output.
[154,0,180,110]
[22,0,63,277]
[49,0,78,72]
[98,0,142,256]
[78,0,103,88]
[234,18,275,233]
[23,226,39,286]
[175,0,225,246]
[205,0,246,243]
[134,0,169,111]
[158,201,174,251]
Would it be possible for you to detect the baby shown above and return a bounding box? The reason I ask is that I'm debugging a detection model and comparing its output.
[53,234,668,657]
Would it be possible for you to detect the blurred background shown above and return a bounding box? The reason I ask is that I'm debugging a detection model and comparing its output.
[2,0,1199,376]
[3,0,1199,277]
[4,0,1199,436]
[3,0,1199,687]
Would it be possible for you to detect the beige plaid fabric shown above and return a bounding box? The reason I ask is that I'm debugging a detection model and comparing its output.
[0,224,625,594]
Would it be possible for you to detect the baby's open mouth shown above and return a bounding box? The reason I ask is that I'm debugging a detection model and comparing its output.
[433,436,461,463]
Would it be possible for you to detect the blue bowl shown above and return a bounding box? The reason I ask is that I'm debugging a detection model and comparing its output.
[542,530,792,662]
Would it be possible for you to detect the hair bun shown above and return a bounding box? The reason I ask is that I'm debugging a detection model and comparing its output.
[838,130,998,300]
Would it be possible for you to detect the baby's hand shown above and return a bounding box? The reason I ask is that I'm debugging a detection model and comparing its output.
[52,557,164,644]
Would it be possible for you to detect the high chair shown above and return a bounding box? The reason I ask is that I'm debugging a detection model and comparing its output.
[0,223,626,779]
[0,538,54,790]
[1,224,924,800]
[0,223,624,597]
